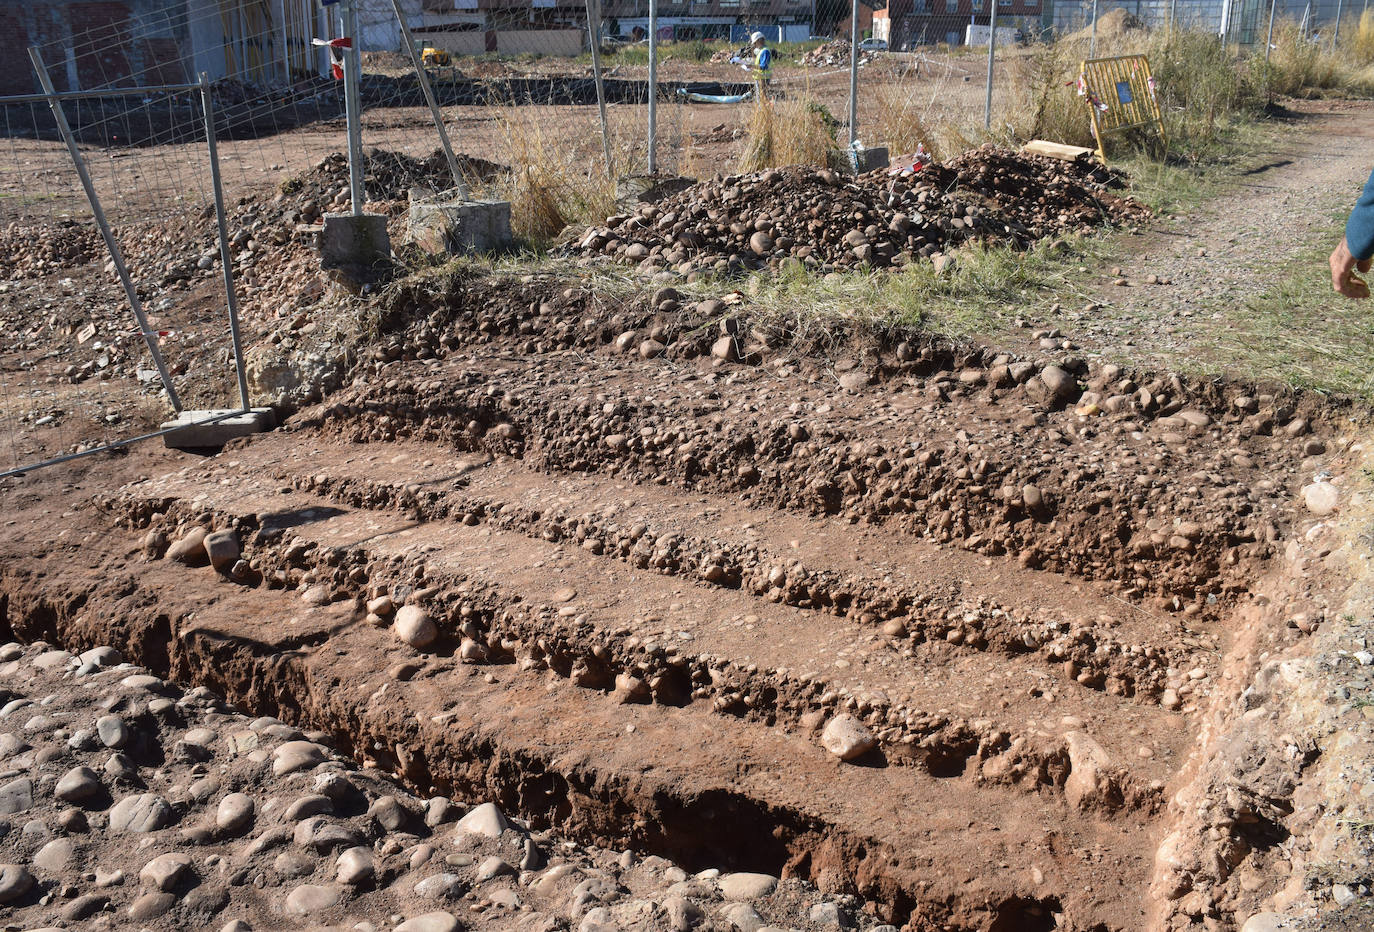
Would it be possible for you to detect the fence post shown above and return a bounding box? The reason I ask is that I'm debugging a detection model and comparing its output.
[648,0,658,175]
[277,0,291,84]
[847,0,859,149]
[199,73,251,414]
[340,0,366,215]
[984,0,997,129]
[1089,0,1099,57]
[27,47,183,413]
[585,0,614,177]
[387,0,470,195]
[1334,0,1344,46]
[1266,0,1278,70]
[1169,0,1177,32]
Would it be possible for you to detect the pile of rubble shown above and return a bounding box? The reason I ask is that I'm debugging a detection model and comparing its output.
[909,144,1150,242]
[801,39,877,68]
[570,145,1147,273]
[284,149,507,209]
[0,221,102,281]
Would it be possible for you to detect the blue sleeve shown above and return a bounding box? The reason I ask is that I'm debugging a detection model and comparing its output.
[1347,168,1374,262]
[759,48,772,70]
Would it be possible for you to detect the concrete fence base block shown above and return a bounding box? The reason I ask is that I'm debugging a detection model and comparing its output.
[161,408,276,450]
[406,191,512,256]
[319,213,392,270]
[852,146,890,174]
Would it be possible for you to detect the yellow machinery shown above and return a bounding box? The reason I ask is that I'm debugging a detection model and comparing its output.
[421,46,452,67]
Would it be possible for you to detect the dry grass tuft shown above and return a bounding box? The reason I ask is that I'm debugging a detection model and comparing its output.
[491,110,621,244]
[737,97,847,172]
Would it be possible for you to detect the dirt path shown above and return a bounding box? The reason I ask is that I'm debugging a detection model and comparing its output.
[1075,100,1374,363]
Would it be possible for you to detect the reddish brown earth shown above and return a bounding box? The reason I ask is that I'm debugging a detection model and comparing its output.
[0,264,1359,931]
[0,105,1371,932]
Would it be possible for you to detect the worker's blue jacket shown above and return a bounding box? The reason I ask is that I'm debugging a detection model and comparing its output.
[1348,168,1374,261]
[755,46,773,74]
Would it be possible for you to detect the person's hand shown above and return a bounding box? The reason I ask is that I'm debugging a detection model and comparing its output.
[1330,236,1371,299]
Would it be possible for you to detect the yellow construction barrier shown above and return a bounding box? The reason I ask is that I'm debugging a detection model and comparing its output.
[1078,55,1166,163]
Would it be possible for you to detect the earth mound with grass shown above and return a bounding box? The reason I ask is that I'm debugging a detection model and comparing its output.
[1064,7,1148,44]
[570,145,1148,274]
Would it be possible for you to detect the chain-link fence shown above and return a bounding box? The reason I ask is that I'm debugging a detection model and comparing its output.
[0,0,1363,475]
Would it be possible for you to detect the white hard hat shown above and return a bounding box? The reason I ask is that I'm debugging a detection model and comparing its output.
[750,31,765,43]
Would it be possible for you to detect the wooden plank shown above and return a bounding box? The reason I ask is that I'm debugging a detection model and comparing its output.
[1022,139,1095,161]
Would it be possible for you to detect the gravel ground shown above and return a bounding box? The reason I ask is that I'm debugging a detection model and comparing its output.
[0,640,896,932]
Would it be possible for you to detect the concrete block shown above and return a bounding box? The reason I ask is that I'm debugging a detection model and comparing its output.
[852,146,890,174]
[161,409,275,450]
[406,193,512,256]
[319,213,391,270]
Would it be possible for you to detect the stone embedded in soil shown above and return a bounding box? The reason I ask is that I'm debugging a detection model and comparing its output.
[0,864,33,903]
[820,714,877,761]
[475,855,516,883]
[395,912,462,932]
[1063,731,1114,811]
[369,795,409,831]
[810,901,849,925]
[108,792,175,833]
[167,526,210,565]
[272,740,327,776]
[96,713,131,748]
[1303,481,1339,516]
[78,645,120,667]
[0,777,32,814]
[295,816,364,852]
[54,765,101,802]
[395,604,438,649]
[33,837,74,871]
[723,901,767,930]
[337,846,375,885]
[285,883,341,914]
[286,793,334,820]
[63,893,109,920]
[128,891,178,920]
[1240,913,1289,932]
[140,852,193,891]
[719,872,778,900]
[711,336,737,362]
[203,529,241,571]
[105,752,139,782]
[1036,365,1077,404]
[453,802,511,838]
[414,873,466,900]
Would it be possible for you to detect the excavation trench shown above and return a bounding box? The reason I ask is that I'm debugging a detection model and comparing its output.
[0,556,1072,932]
[0,273,1354,931]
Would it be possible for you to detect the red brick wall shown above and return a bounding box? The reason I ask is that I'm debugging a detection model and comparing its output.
[0,6,33,94]
[70,2,134,89]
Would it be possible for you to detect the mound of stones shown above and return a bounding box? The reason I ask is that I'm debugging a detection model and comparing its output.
[800,39,878,68]
[571,146,1146,273]
[0,220,101,281]
[0,639,898,931]
[287,149,507,211]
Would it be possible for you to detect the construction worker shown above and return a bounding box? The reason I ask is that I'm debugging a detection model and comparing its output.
[746,31,773,98]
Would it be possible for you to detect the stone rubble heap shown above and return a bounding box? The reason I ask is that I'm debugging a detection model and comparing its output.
[571,145,1147,274]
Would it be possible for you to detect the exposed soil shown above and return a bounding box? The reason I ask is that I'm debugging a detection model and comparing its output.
[0,101,1371,932]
